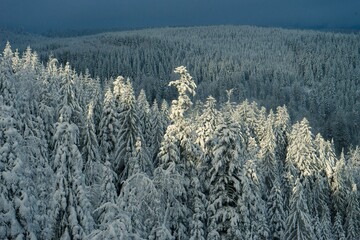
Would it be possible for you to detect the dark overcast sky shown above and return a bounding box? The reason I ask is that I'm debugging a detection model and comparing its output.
[0,0,359,32]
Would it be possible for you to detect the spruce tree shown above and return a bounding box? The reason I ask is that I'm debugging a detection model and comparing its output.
[83,101,101,186]
[52,69,94,239]
[150,99,165,166]
[240,160,269,239]
[137,89,152,149]
[98,88,118,164]
[268,176,286,240]
[344,184,360,240]
[113,79,145,189]
[195,96,220,152]
[206,115,244,239]
[284,178,315,240]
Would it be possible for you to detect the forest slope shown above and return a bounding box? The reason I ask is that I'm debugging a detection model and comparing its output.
[1,42,360,239]
[1,25,360,152]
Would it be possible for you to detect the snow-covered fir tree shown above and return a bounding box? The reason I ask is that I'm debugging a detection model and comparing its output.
[150,99,166,166]
[98,87,118,164]
[113,79,147,190]
[51,69,94,239]
[206,114,244,239]
[284,178,315,240]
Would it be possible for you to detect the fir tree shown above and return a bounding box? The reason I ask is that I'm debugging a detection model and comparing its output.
[189,175,207,240]
[267,175,286,240]
[98,88,117,164]
[333,212,346,240]
[284,178,315,240]
[206,115,244,239]
[113,79,145,189]
[258,115,278,194]
[137,89,152,149]
[344,184,360,240]
[195,96,220,152]
[52,70,94,239]
[240,160,269,239]
[150,99,165,166]
[83,101,101,186]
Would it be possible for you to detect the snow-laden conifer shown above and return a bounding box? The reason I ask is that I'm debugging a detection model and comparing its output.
[206,115,244,239]
[98,88,118,164]
[195,96,220,152]
[284,178,315,240]
[114,79,146,189]
[52,70,94,239]
[344,183,360,240]
[137,89,152,148]
[118,161,160,237]
[268,176,286,240]
[150,99,165,166]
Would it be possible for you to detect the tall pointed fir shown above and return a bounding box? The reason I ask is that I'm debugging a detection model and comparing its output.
[150,99,165,166]
[330,152,349,222]
[155,66,199,238]
[189,176,207,240]
[273,106,290,192]
[160,99,170,127]
[284,178,315,240]
[257,113,278,195]
[315,134,336,179]
[98,87,118,164]
[333,211,345,240]
[166,66,198,162]
[196,96,222,221]
[58,62,85,148]
[285,118,321,219]
[233,100,259,142]
[195,96,220,153]
[112,75,125,139]
[155,101,189,238]
[83,101,102,210]
[286,118,320,177]
[52,66,94,239]
[267,176,286,240]
[312,174,333,240]
[38,56,59,155]
[137,89,152,149]
[83,101,101,186]
[239,160,269,239]
[206,113,244,239]
[1,42,16,106]
[113,79,145,190]
[344,183,360,240]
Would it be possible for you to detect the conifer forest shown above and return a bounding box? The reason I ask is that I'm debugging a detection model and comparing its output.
[0,26,360,239]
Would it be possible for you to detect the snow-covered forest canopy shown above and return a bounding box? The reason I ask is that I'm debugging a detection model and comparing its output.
[0,26,360,239]
[2,26,360,154]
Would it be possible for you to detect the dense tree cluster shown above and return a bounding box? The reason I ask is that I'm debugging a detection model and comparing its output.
[2,26,360,153]
[1,42,360,240]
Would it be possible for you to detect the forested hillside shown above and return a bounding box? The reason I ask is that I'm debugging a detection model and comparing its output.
[1,26,360,153]
[1,42,360,239]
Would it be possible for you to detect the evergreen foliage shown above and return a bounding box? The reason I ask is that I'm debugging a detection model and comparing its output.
[0,41,359,240]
